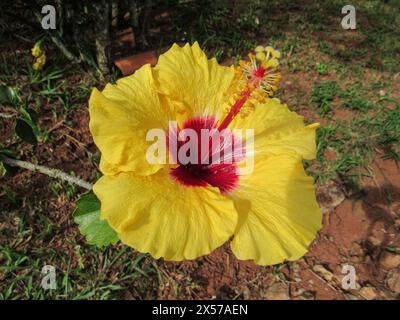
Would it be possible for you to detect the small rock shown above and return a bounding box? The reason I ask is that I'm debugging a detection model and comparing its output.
[359,287,378,300]
[350,256,361,264]
[242,286,251,299]
[297,291,315,300]
[367,236,382,247]
[317,182,345,214]
[379,251,400,270]
[344,293,359,300]
[379,90,386,96]
[313,264,334,282]
[264,282,289,300]
[387,270,400,293]
[349,242,364,256]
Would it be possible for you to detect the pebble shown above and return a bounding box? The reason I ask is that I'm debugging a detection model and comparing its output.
[379,251,400,270]
[313,264,334,282]
[264,282,289,300]
[359,287,378,300]
[387,270,400,293]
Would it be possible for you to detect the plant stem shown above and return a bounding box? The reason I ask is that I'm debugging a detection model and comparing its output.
[1,156,92,190]
[94,0,111,76]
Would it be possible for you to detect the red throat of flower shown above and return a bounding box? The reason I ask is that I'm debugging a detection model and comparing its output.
[169,45,281,193]
[169,117,241,193]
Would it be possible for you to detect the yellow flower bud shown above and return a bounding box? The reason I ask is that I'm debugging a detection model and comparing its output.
[31,43,43,58]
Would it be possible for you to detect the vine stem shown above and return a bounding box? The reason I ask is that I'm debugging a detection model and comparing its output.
[1,156,92,190]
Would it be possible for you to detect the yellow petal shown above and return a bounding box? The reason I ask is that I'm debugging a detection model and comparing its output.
[93,169,237,261]
[31,44,43,58]
[89,64,174,176]
[32,62,41,71]
[154,42,235,126]
[231,154,321,265]
[230,98,319,160]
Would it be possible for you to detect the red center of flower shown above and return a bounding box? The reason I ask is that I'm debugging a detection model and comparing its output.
[169,116,243,193]
[253,66,266,78]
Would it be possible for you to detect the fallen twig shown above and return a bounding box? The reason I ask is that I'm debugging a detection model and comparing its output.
[0,112,16,119]
[1,156,92,190]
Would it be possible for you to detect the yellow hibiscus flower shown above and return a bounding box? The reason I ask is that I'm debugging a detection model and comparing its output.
[89,42,321,265]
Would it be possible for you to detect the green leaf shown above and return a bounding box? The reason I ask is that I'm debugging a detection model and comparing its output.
[15,118,38,145]
[0,161,18,177]
[73,191,119,248]
[0,149,18,177]
[15,107,40,144]
[0,86,20,107]
[20,107,39,124]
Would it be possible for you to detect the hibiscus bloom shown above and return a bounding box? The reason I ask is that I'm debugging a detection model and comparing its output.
[89,42,321,265]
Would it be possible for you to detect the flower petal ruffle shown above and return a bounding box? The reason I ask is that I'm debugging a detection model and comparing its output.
[93,169,238,261]
[231,154,321,265]
[89,64,173,176]
[230,98,318,160]
[154,42,235,125]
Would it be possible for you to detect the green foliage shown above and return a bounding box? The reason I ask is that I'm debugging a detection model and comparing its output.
[0,83,41,144]
[15,107,40,145]
[0,149,18,177]
[354,105,400,162]
[0,85,20,107]
[311,81,339,115]
[315,62,329,75]
[340,85,373,111]
[170,0,261,59]
[73,191,119,248]
[316,125,337,162]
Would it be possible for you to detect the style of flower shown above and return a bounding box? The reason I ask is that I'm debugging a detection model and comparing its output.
[89,42,321,265]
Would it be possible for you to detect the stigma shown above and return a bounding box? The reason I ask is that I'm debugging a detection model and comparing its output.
[218,45,282,130]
